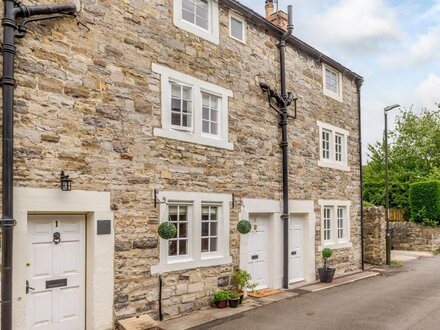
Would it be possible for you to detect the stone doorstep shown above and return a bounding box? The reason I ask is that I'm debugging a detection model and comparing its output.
[118,314,159,330]
[297,270,379,293]
[157,290,298,330]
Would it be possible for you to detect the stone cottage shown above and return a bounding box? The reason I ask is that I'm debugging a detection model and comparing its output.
[5,0,363,328]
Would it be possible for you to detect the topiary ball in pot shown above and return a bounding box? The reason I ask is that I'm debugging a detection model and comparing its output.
[158,222,177,240]
[237,220,252,234]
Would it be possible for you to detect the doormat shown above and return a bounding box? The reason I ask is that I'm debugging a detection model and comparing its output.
[247,288,282,298]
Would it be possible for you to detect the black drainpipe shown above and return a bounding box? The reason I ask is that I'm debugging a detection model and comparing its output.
[278,5,294,290]
[356,79,365,270]
[259,5,295,290]
[1,2,76,329]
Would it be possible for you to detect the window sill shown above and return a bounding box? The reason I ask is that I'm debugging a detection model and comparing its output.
[151,255,232,274]
[154,128,234,150]
[323,89,343,102]
[318,160,350,171]
[318,242,352,251]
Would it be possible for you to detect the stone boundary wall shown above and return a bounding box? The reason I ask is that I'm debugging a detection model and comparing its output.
[390,221,440,252]
[363,206,386,265]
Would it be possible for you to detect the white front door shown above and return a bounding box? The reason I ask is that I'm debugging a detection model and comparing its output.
[289,215,305,283]
[27,215,85,330]
[246,215,269,289]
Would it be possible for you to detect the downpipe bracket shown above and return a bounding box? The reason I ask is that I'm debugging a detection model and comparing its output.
[0,218,16,227]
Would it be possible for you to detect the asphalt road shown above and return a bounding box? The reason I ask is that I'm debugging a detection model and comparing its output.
[194,256,440,330]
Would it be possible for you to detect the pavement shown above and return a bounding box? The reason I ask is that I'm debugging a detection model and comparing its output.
[191,254,440,330]
[391,249,434,262]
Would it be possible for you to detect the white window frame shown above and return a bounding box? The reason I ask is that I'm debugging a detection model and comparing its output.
[317,121,350,171]
[153,63,233,150]
[201,204,221,256]
[151,191,232,274]
[318,200,352,250]
[322,63,343,102]
[173,0,220,45]
[167,203,193,261]
[229,12,246,44]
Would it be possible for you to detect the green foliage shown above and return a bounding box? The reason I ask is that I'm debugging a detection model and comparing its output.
[432,249,440,255]
[228,290,240,299]
[322,248,333,269]
[237,219,252,234]
[363,107,440,215]
[391,259,403,266]
[232,268,257,291]
[157,222,177,240]
[422,219,439,227]
[409,181,440,222]
[212,290,230,302]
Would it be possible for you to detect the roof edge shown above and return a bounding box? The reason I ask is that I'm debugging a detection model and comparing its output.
[221,0,364,84]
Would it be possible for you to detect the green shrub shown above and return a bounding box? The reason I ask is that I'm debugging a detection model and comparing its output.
[410,181,440,223]
[237,220,252,234]
[322,248,333,269]
[228,290,240,299]
[158,222,177,240]
[212,290,229,302]
[422,219,439,227]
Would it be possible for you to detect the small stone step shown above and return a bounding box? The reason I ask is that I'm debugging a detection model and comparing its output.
[118,314,160,330]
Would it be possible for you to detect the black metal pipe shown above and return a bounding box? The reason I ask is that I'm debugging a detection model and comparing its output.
[159,274,163,321]
[1,2,76,329]
[277,4,293,290]
[356,80,364,271]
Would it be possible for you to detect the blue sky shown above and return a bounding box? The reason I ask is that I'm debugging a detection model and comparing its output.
[239,0,440,160]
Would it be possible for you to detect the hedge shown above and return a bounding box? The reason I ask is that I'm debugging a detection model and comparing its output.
[409,180,440,222]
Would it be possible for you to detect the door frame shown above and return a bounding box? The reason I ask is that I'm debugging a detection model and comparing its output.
[26,214,87,329]
[240,199,316,289]
[12,187,114,330]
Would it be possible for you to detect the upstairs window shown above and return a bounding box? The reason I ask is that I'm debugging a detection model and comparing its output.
[174,0,219,44]
[153,64,233,150]
[229,13,246,43]
[317,121,350,171]
[322,64,343,101]
[182,0,209,30]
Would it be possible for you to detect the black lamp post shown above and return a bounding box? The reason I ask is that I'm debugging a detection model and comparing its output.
[384,104,400,265]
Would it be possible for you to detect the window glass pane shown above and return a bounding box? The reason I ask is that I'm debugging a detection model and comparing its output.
[202,107,209,120]
[169,206,178,221]
[325,68,338,93]
[201,238,209,252]
[171,83,181,98]
[171,113,181,126]
[202,206,209,220]
[202,120,209,133]
[182,0,194,12]
[211,123,218,135]
[182,86,192,100]
[179,223,187,238]
[168,240,177,256]
[171,98,181,112]
[179,206,187,220]
[210,222,217,236]
[210,207,217,219]
[182,100,191,113]
[211,110,218,122]
[201,222,209,236]
[202,94,210,107]
[210,237,218,252]
[196,16,209,30]
[179,240,187,255]
[231,17,243,40]
[182,114,191,127]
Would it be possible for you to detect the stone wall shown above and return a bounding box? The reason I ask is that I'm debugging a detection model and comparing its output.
[391,221,440,252]
[363,206,386,265]
[4,0,362,322]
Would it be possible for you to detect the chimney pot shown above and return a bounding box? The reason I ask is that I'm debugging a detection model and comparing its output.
[265,0,274,19]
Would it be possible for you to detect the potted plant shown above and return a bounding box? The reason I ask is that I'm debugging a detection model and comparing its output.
[318,247,336,283]
[212,290,229,308]
[232,268,257,304]
[228,290,240,308]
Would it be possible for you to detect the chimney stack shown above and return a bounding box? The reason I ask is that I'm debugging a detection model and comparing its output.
[265,0,274,19]
[264,1,290,31]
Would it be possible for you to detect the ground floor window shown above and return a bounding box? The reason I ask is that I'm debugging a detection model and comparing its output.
[318,200,352,250]
[151,191,232,274]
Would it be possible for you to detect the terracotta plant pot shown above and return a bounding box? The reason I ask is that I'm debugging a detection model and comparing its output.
[318,267,336,283]
[229,298,240,308]
[215,300,227,308]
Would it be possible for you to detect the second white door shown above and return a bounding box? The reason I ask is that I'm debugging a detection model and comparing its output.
[289,215,305,283]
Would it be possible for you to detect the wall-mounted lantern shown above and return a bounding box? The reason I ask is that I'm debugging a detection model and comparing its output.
[60,171,72,191]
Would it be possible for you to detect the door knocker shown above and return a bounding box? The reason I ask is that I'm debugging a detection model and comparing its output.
[53,232,61,244]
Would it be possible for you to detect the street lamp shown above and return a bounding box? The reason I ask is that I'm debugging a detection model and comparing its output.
[384,104,400,265]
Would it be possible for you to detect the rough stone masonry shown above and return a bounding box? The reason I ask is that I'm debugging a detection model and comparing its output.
[1,0,362,323]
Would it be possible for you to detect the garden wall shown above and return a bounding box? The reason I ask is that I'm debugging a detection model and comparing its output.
[363,206,386,265]
[390,221,440,252]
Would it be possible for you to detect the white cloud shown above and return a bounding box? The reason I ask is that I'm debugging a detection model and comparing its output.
[301,0,401,54]
[416,74,440,108]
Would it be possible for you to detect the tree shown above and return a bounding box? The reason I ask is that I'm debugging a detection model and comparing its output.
[363,106,440,216]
